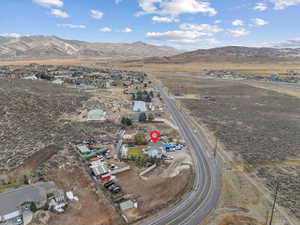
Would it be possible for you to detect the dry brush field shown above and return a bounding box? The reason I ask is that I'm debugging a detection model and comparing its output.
[157,74,300,220]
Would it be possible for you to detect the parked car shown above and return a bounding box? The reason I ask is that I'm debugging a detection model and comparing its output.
[108,184,121,193]
[110,164,118,170]
[104,180,114,188]
[16,217,23,225]
[110,185,121,194]
[175,145,182,150]
[163,156,174,160]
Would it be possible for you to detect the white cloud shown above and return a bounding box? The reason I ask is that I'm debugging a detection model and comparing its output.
[147,30,207,40]
[90,10,104,19]
[32,0,63,8]
[254,3,268,11]
[146,30,220,47]
[228,28,250,37]
[168,38,219,45]
[120,28,133,33]
[146,23,222,46]
[270,0,300,10]
[232,19,244,26]
[51,9,69,18]
[137,0,217,17]
[57,24,86,29]
[100,27,112,32]
[179,23,223,36]
[152,16,179,23]
[214,20,222,24]
[252,18,269,26]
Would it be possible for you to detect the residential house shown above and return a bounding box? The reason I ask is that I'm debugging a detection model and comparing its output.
[52,79,64,85]
[0,182,57,223]
[23,75,38,80]
[133,101,147,112]
[120,145,129,159]
[90,160,109,177]
[77,145,90,154]
[145,142,165,159]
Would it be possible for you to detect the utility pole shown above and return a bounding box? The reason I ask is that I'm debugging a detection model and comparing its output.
[265,210,269,225]
[269,181,280,225]
[213,135,217,159]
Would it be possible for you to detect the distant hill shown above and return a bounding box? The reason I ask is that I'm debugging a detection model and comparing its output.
[0,35,181,60]
[133,46,300,64]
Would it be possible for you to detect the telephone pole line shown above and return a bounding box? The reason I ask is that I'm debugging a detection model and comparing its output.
[213,136,217,159]
[269,181,280,225]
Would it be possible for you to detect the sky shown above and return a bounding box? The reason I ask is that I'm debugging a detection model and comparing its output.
[1,0,300,49]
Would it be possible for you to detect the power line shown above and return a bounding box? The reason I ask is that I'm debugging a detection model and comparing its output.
[269,180,280,225]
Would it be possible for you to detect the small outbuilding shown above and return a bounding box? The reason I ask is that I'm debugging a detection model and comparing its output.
[119,200,137,211]
[87,109,106,121]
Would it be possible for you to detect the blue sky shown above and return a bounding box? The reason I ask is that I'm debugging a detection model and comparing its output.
[1,0,300,49]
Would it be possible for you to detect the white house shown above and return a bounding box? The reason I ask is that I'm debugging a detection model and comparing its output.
[52,79,64,85]
[120,145,129,159]
[133,101,147,112]
[23,75,38,80]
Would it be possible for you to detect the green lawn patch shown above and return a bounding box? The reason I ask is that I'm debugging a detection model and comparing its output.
[128,145,147,158]
[0,184,21,193]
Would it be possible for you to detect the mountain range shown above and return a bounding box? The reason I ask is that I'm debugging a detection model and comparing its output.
[134,46,300,64]
[1,35,300,63]
[0,35,181,60]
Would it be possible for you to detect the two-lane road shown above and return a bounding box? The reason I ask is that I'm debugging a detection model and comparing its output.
[142,81,221,225]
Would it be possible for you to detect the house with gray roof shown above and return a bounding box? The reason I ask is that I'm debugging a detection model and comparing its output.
[0,182,57,223]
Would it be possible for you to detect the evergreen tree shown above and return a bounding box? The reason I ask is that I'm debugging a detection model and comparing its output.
[139,112,147,122]
[148,113,154,121]
[121,117,132,126]
[149,91,154,98]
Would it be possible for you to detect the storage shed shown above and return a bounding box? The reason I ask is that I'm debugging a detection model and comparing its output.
[87,109,106,121]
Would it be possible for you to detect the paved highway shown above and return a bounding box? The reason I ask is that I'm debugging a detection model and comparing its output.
[142,80,221,225]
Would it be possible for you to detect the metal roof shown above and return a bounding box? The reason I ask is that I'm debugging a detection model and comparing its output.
[77,145,90,154]
[0,182,56,220]
[120,200,135,211]
[133,101,147,112]
[88,109,106,116]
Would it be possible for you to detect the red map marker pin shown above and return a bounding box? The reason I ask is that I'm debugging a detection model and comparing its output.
[149,130,160,144]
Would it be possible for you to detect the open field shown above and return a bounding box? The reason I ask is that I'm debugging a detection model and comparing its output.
[0,79,90,172]
[117,62,300,75]
[2,59,300,76]
[156,73,300,222]
[117,166,192,220]
[128,146,148,157]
